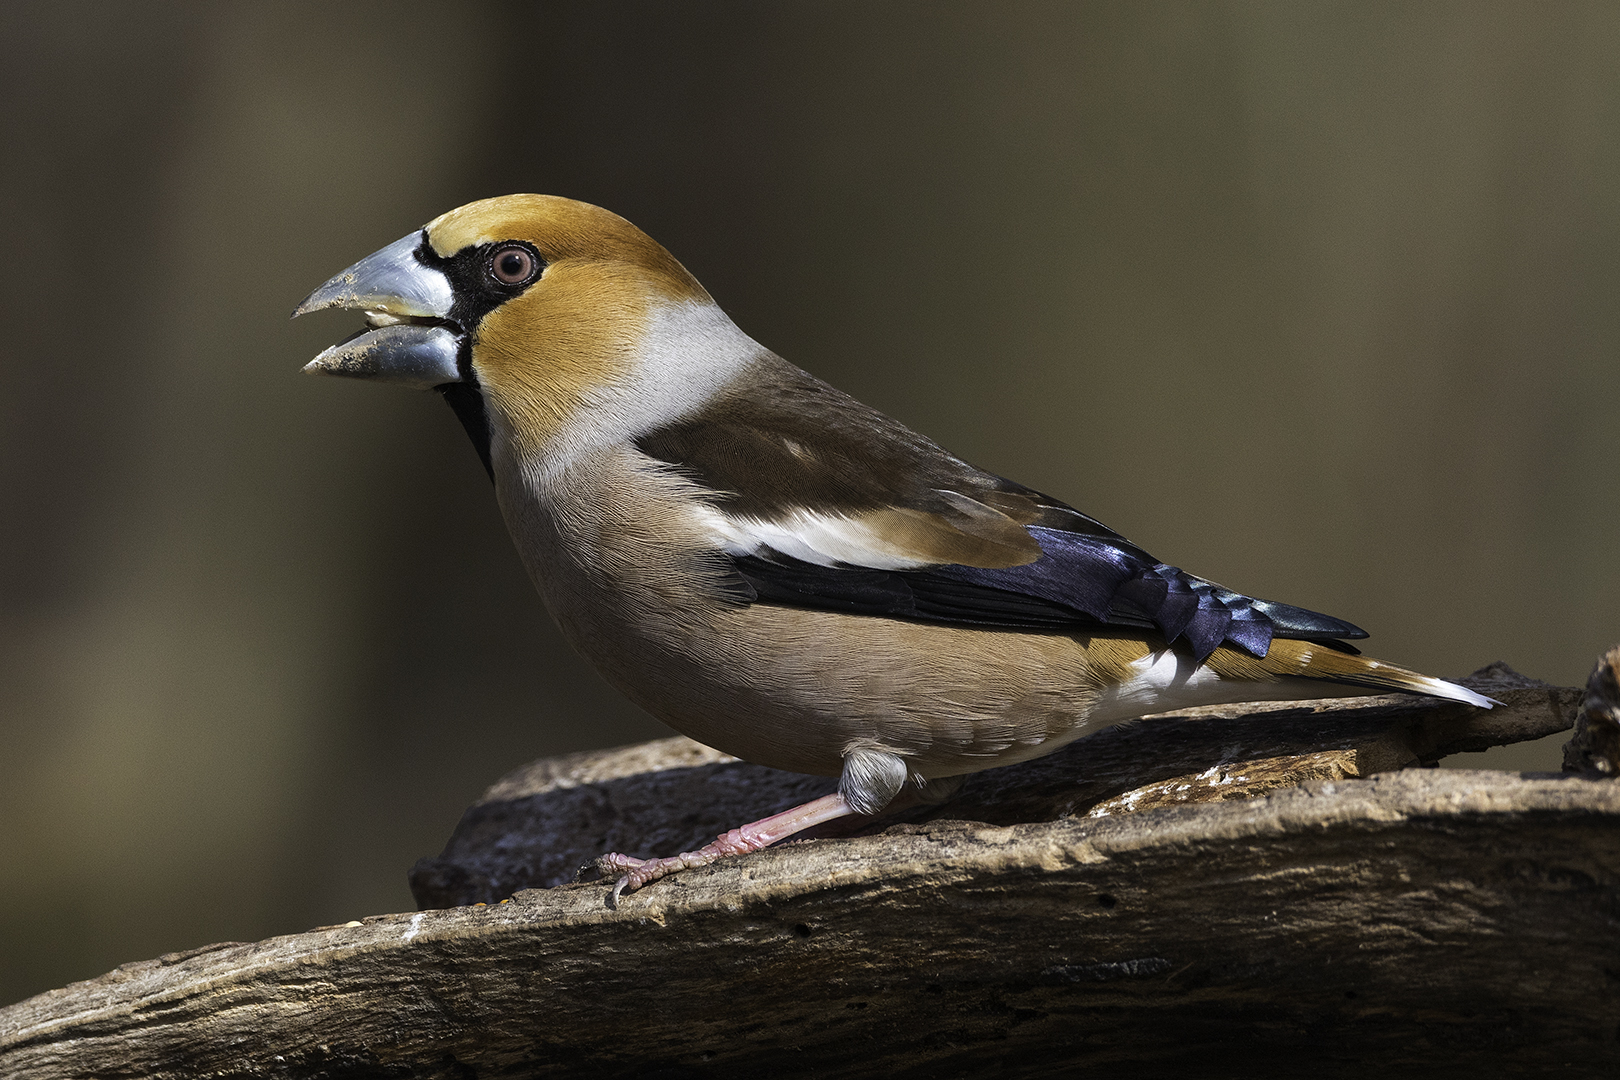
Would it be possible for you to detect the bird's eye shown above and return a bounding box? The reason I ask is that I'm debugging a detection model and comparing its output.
[490,244,539,286]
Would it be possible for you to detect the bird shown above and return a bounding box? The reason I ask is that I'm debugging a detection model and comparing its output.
[293,194,1493,904]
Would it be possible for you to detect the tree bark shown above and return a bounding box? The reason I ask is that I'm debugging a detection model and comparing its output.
[4,664,1614,1078]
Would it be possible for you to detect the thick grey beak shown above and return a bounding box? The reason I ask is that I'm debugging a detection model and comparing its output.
[292,230,462,389]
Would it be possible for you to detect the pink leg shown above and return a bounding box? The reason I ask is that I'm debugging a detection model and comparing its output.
[597,791,858,906]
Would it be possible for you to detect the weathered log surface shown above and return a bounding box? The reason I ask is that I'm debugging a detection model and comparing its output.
[412,662,1579,907]
[3,664,1611,1078]
[4,771,1618,1078]
[1564,646,1620,775]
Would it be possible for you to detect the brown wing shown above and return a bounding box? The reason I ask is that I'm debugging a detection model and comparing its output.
[636,355,1366,660]
[638,358,1059,568]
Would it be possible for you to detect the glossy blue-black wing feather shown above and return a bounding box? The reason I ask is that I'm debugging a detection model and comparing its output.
[731,509,1368,662]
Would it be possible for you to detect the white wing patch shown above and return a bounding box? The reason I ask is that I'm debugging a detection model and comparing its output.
[697,506,941,570]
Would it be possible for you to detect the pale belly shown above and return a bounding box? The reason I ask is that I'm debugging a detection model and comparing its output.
[544,575,1134,779]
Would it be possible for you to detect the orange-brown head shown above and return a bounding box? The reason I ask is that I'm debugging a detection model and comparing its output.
[294,194,754,471]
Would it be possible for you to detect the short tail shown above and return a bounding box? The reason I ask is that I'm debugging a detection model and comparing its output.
[1206,638,1496,709]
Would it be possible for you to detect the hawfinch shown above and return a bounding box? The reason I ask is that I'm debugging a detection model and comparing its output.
[295,195,1491,902]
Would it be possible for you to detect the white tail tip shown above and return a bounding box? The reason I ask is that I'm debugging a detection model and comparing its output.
[1413,675,1497,709]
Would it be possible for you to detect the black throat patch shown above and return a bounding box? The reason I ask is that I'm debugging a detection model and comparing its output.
[413,235,548,483]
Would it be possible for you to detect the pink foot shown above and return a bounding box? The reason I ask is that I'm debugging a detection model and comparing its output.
[595,792,857,907]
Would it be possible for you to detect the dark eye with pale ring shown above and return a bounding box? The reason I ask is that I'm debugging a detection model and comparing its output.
[489,244,539,286]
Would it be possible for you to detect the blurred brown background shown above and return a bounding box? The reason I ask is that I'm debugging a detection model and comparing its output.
[3,1,1616,1006]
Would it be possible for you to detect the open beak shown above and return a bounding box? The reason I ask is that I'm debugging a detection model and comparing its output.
[291,231,462,389]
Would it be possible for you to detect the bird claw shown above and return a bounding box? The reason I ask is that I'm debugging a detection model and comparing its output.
[594,852,647,876]
[589,853,639,909]
[597,849,716,908]
[593,793,860,907]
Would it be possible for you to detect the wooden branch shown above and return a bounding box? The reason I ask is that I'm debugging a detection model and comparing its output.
[4,664,1613,1078]
[1564,645,1620,774]
[411,662,1579,907]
